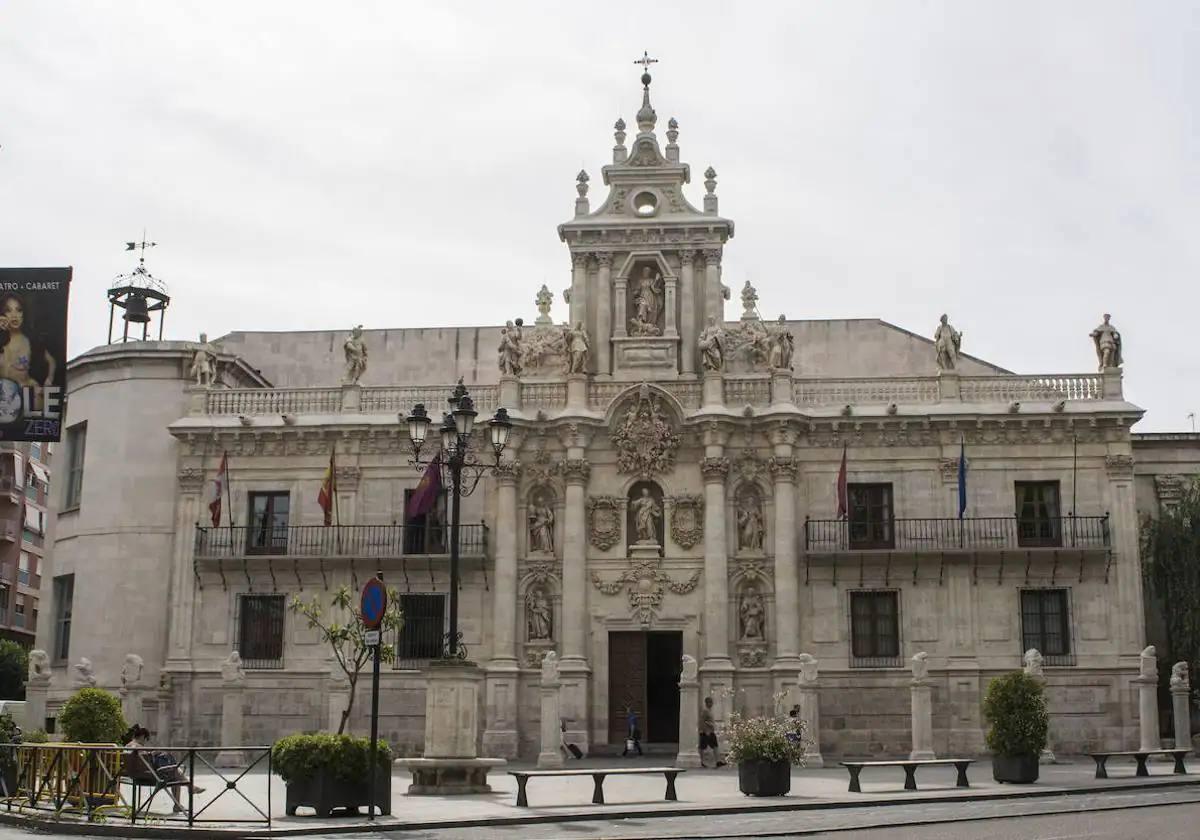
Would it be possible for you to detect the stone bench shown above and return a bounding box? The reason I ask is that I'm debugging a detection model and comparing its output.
[1087,749,1190,778]
[508,767,684,807]
[840,759,973,792]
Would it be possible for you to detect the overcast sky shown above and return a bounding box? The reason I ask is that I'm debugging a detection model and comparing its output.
[1,1,1196,430]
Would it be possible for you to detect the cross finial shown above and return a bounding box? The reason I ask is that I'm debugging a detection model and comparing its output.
[634,51,658,73]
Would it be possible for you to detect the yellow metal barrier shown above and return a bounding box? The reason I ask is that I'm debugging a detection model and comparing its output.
[14,744,123,813]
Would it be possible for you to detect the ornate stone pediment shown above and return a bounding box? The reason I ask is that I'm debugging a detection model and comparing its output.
[591,560,702,626]
[610,385,680,479]
[587,496,623,551]
[668,495,704,549]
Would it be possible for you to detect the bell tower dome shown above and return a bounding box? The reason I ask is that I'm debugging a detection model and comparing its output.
[558,55,735,380]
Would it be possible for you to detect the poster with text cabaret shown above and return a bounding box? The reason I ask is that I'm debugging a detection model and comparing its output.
[0,268,71,442]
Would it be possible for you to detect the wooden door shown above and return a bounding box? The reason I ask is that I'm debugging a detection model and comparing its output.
[608,632,646,744]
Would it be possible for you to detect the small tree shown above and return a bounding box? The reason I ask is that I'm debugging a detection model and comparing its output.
[290,585,402,735]
[0,641,28,700]
[983,672,1049,757]
[1141,481,1200,705]
[58,688,128,743]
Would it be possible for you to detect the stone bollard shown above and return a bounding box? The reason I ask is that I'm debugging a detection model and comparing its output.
[24,651,51,734]
[1135,645,1161,753]
[674,655,703,768]
[1170,662,1192,753]
[797,653,824,768]
[537,653,564,769]
[1023,649,1056,763]
[215,651,248,767]
[909,652,936,760]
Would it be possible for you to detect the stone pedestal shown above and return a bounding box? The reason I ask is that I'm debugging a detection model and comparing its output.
[702,371,724,408]
[537,676,563,769]
[215,684,247,767]
[340,382,361,412]
[1135,676,1161,752]
[1102,366,1123,399]
[481,666,520,759]
[628,542,661,563]
[119,686,143,728]
[499,375,520,411]
[395,664,506,794]
[770,370,793,407]
[24,675,49,734]
[1171,682,1192,753]
[558,661,591,757]
[566,373,588,410]
[155,679,172,742]
[675,675,703,768]
[909,681,935,760]
[797,655,824,768]
[937,369,960,401]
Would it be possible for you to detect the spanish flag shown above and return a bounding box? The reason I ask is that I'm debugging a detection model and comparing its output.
[318,449,337,526]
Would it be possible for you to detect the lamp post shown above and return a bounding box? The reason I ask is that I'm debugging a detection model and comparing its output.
[404,382,511,659]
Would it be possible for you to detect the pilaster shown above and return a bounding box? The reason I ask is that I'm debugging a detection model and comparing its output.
[484,458,521,757]
[679,250,697,375]
[595,253,613,376]
[167,475,203,665]
[701,455,731,666]
[1104,451,1144,655]
[570,252,589,327]
[559,454,592,755]
[703,249,722,322]
[768,435,800,665]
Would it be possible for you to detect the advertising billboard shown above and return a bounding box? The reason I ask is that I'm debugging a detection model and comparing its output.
[0,268,71,442]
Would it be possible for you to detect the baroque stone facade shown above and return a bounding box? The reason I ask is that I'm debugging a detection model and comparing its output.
[33,68,1186,761]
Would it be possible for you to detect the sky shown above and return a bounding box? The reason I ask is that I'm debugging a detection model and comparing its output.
[1,1,1197,431]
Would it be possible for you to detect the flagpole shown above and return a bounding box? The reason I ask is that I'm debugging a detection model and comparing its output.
[958,434,965,550]
[223,451,233,529]
[1071,434,1078,547]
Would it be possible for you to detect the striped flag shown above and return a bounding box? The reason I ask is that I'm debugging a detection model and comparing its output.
[835,445,848,519]
[318,449,337,526]
[208,452,229,527]
[957,435,967,519]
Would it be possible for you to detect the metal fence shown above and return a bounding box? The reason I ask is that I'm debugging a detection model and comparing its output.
[194,523,488,560]
[0,743,271,827]
[804,515,1110,553]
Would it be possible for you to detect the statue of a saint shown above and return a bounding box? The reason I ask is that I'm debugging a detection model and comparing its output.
[526,588,553,640]
[190,332,216,387]
[698,317,725,372]
[1090,313,1123,370]
[630,266,663,332]
[563,321,590,374]
[739,587,765,639]
[343,325,368,384]
[631,487,662,544]
[1139,645,1157,680]
[736,496,765,552]
[910,651,929,682]
[540,649,559,685]
[498,320,524,376]
[1023,648,1044,679]
[934,314,962,371]
[768,315,795,370]
[528,497,555,554]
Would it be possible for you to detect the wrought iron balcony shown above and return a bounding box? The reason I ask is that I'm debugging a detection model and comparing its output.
[193,523,489,560]
[804,514,1110,554]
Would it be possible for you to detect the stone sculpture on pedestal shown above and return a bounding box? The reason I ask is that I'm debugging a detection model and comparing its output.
[768,315,794,370]
[736,495,765,552]
[1170,662,1192,752]
[675,654,703,768]
[934,314,962,372]
[797,653,824,766]
[120,653,145,724]
[343,325,368,384]
[698,318,725,372]
[738,586,765,640]
[1136,645,1161,752]
[498,319,524,376]
[73,657,96,688]
[535,285,555,325]
[190,333,216,387]
[563,322,590,374]
[631,488,662,545]
[216,650,248,767]
[526,588,553,641]
[537,650,563,769]
[909,652,935,760]
[629,266,664,336]
[1091,313,1123,370]
[1023,648,1044,679]
[528,497,555,554]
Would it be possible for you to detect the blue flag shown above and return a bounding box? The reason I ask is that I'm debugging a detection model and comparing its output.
[957,436,967,518]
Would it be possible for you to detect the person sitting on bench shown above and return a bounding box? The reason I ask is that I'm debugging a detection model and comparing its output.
[123,725,204,813]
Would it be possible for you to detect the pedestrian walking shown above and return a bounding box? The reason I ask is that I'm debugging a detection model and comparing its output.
[699,696,725,768]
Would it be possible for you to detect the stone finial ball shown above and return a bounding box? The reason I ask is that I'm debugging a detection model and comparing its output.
[641,72,652,87]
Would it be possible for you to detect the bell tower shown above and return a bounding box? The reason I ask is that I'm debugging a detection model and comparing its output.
[558,55,734,380]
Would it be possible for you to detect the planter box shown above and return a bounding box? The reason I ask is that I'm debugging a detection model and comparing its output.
[284,766,391,817]
[737,759,791,796]
[992,754,1039,784]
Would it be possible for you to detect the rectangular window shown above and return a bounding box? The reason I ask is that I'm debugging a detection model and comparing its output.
[30,442,41,461]
[54,575,74,661]
[848,483,895,549]
[246,492,290,555]
[18,552,29,586]
[15,595,25,628]
[402,489,447,555]
[393,593,446,667]
[1020,589,1073,664]
[0,585,9,624]
[1015,481,1062,547]
[236,594,286,669]
[850,590,901,666]
[63,423,86,509]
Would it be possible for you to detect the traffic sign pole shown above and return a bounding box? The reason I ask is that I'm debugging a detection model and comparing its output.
[364,572,385,820]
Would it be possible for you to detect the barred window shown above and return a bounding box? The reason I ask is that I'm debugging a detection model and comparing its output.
[1020,589,1072,664]
[236,594,286,669]
[850,590,901,667]
[393,593,446,668]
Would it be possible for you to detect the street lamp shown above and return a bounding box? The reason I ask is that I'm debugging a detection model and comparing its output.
[404,384,511,659]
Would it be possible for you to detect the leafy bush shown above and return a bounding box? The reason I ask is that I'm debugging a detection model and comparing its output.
[724,709,808,765]
[272,733,392,785]
[0,641,27,700]
[0,711,19,743]
[983,672,1048,757]
[23,729,48,744]
[58,688,128,744]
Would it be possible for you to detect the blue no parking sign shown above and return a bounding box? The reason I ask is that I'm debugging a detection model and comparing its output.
[360,576,387,631]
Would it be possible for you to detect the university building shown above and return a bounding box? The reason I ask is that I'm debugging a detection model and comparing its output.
[32,70,1199,758]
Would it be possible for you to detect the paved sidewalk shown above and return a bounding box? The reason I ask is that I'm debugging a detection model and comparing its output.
[1,755,1196,836]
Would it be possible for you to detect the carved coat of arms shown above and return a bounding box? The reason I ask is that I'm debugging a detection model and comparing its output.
[586,496,623,551]
[611,385,680,478]
[668,495,704,549]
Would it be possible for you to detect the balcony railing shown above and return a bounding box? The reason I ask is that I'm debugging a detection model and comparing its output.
[194,523,489,560]
[804,514,1110,554]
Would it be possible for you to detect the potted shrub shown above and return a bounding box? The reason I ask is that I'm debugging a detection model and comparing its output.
[983,671,1048,784]
[725,707,807,796]
[59,688,129,743]
[273,733,392,817]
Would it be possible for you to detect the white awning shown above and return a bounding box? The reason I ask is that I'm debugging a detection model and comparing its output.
[29,462,48,485]
[22,506,42,533]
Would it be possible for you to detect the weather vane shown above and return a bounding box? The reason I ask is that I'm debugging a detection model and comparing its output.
[633,51,658,72]
[124,232,157,265]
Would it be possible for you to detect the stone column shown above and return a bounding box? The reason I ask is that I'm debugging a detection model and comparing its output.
[215,676,247,767]
[537,660,563,769]
[910,655,936,760]
[679,250,697,375]
[701,451,731,666]
[769,435,800,666]
[167,477,203,665]
[664,276,678,338]
[1170,663,1192,752]
[797,654,824,767]
[595,253,613,377]
[703,249,722,322]
[483,459,521,758]
[570,252,589,327]
[1135,646,1161,752]
[559,451,592,755]
[675,657,703,768]
[1104,454,1146,656]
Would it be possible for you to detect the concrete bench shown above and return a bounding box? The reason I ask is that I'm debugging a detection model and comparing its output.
[507,766,684,807]
[1087,749,1190,778]
[839,758,973,792]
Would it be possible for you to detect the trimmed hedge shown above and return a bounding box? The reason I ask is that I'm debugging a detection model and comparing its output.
[272,733,392,785]
[983,671,1049,757]
[58,688,128,744]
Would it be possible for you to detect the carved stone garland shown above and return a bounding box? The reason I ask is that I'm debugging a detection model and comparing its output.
[591,561,702,626]
[668,494,704,549]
